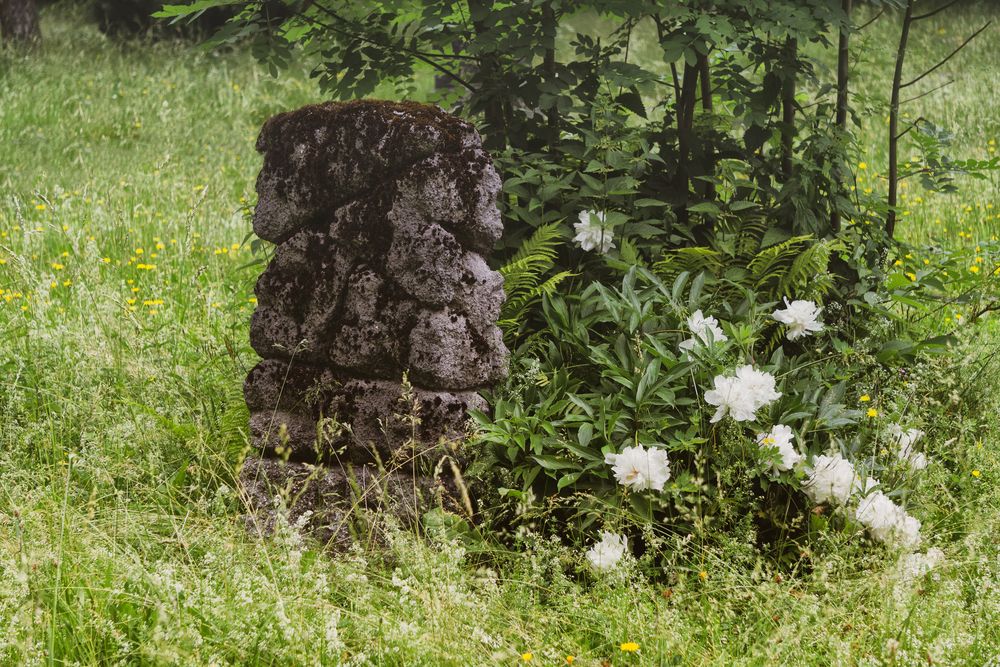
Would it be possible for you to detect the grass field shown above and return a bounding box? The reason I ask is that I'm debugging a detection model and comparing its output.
[1,3,999,665]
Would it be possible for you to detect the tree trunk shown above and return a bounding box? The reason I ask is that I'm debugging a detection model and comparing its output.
[541,1,559,148]
[467,0,507,151]
[0,0,40,44]
[887,0,915,240]
[780,37,797,183]
[675,61,699,227]
[698,52,716,201]
[831,0,852,233]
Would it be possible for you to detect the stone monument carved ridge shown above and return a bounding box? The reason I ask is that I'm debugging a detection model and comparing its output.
[240,100,509,545]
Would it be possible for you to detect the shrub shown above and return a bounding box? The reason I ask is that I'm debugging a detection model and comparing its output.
[470,260,939,565]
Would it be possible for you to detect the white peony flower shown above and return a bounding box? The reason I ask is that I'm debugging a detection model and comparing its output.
[604,444,671,492]
[586,531,628,571]
[772,298,825,341]
[856,491,902,543]
[888,424,928,471]
[734,365,782,409]
[895,513,922,550]
[679,310,728,353]
[704,366,781,423]
[802,454,858,506]
[573,210,615,254]
[756,424,803,471]
[704,375,758,423]
[855,490,923,550]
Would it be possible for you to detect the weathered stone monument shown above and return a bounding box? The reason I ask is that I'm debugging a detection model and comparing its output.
[241,100,508,545]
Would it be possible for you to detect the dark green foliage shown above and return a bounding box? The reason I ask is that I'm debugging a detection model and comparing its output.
[156,0,873,280]
[97,0,234,38]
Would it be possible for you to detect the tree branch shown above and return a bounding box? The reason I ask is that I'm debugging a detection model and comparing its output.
[901,21,991,89]
[901,79,953,104]
[912,0,963,22]
[308,5,478,92]
[856,9,884,31]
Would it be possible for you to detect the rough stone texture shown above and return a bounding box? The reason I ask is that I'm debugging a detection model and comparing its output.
[242,100,507,544]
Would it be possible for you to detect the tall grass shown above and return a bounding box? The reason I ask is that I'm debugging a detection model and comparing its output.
[0,3,998,665]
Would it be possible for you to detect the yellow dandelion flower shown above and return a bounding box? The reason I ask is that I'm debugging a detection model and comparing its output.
[906,272,916,281]
[698,570,708,580]
[970,265,980,274]
[51,263,65,270]
[620,642,640,653]
[858,162,867,170]
[521,653,533,662]
[62,279,72,287]
[566,657,575,665]
[972,470,981,478]
[867,408,878,418]
[35,203,46,211]
[860,394,871,402]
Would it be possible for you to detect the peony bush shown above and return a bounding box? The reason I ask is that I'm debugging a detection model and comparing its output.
[472,262,938,570]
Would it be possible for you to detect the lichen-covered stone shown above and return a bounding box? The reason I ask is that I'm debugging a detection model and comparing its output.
[243,100,507,545]
[253,100,482,244]
[408,308,508,389]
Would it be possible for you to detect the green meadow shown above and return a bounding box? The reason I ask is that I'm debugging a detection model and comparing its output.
[1,4,998,665]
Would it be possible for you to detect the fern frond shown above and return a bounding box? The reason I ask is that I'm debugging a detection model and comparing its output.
[778,240,835,298]
[502,270,575,321]
[498,223,570,344]
[748,234,814,291]
[500,223,562,285]
[653,247,724,281]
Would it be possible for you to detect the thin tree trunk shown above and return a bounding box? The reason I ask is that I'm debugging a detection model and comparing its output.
[0,0,41,43]
[541,1,559,148]
[698,51,716,201]
[831,0,852,232]
[467,0,506,151]
[781,38,797,183]
[676,61,699,226]
[887,0,915,240]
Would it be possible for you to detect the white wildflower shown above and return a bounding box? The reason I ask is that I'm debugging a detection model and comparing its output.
[772,297,824,340]
[573,210,615,254]
[802,454,858,506]
[888,424,928,471]
[898,547,945,583]
[679,309,728,353]
[586,531,628,571]
[756,424,802,471]
[604,444,671,492]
